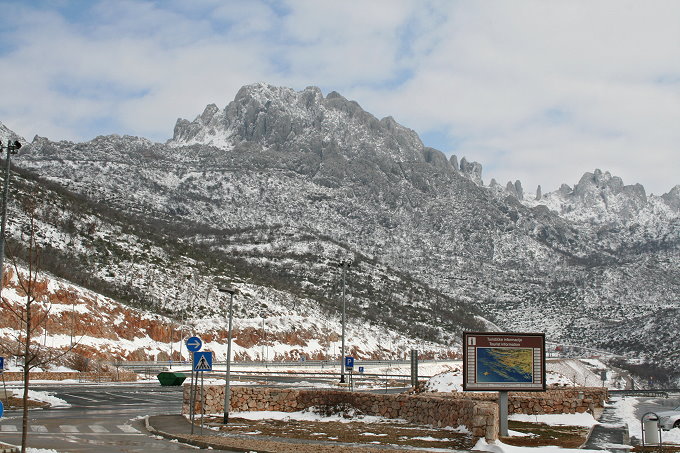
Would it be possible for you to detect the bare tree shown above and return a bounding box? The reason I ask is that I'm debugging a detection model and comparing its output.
[0,203,76,453]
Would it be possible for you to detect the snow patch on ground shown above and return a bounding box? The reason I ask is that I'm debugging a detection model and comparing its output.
[473,438,608,453]
[27,390,70,408]
[614,397,680,445]
[508,413,599,428]
[222,408,407,425]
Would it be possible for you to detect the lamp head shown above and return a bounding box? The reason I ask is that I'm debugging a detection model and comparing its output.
[218,286,237,295]
[8,140,21,154]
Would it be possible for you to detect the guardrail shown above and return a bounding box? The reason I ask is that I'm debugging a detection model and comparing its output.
[609,390,680,398]
[113,359,423,369]
[112,359,436,386]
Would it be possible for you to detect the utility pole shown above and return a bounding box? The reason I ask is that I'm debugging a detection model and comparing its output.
[339,260,351,383]
[218,286,237,424]
[0,140,22,298]
[261,314,265,362]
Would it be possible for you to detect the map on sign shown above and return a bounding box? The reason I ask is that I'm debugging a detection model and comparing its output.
[476,348,533,383]
[463,332,545,392]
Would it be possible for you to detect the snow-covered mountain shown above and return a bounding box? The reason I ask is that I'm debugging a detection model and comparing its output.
[4,83,679,377]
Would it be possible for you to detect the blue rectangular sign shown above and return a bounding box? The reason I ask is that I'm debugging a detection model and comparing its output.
[193,351,213,371]
[0,357,4,372]
[344,356,354,370]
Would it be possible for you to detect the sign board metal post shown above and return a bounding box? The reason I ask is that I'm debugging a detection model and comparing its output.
[410,349,419,389]
[499,391,509,436]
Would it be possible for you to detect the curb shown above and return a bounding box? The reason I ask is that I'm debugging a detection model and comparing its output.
[144,416,262,453]
[0,442,19,453]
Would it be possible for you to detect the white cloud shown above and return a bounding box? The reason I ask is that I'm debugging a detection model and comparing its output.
[0,0,677,193]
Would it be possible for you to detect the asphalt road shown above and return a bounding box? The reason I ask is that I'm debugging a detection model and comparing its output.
[0,383,199,452]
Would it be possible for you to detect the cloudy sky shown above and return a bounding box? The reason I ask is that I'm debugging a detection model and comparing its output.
[1,1,678,194]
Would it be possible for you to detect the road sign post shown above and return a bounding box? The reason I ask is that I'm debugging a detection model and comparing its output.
[191,351,212,436]
[185,337,202,434]
[344,356,354,390]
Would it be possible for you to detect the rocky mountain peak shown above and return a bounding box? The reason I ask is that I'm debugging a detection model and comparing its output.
[505,180,524,200]
[170,83,430,167]
[527,169,654,221]
[459,157,483,185]
[662,185,680,212]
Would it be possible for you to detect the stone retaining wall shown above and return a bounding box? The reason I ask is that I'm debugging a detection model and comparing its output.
[430,387,607,415]
[183,386,499,441]
[182,385,607,442]
[1,371,138,382]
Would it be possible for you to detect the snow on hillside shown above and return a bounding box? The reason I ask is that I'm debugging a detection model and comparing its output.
[0,262,454,363]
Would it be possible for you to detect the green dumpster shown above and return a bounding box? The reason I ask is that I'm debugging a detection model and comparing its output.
[157,372,187,386]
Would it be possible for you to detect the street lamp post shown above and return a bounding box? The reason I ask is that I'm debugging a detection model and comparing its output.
[0,139,22,297]
[218,286,236,424]
[339,261,350,383]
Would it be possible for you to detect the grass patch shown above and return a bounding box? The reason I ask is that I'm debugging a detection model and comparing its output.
[501,420,590,448]
[1,396,50,409]
[203,414,476,450]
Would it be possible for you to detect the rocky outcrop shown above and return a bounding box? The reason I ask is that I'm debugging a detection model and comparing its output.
[459,157,483,185]
[662,185,680,212]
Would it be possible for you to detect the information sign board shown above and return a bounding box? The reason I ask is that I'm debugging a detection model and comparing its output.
[193,351,213,371]
[344,356,354,370]
[463,332,545,392]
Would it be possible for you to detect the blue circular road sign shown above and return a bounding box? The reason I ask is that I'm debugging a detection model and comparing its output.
[186,336,202,352]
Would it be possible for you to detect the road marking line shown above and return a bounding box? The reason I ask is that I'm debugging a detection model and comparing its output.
[88,425,109,433]
[61,393,100,402]
[117,425,139,433]
[60,425,79,433]
[1,425,17,432]
[31,425,48,433]
[103,392,137,400]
